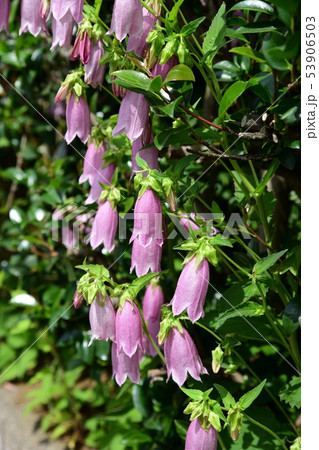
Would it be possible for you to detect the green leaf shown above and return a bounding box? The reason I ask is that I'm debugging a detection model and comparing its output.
[227,23,276,35]
[135,153,150,171]
[218,81,248,117]
[229,0,274,14]
[254,159,280,195]
[169,0,185,28]
[282,302,300,336]
[180,387,204,401]
[156,96,183,118]
[214,384,236,409]
[279,376,301,409]
[180,17,206,36]
[215,302,264,329]
[149,75,162,93]
[253,250,287,275]
[112,70,151,91]
[261,32,292,71]
[164,64,195,83]
[209,235,233,248]
[229,47,265,63]
[130,272,161,296]
[202,4,226,62]
[239,379,267,410]
[172,154,198,177]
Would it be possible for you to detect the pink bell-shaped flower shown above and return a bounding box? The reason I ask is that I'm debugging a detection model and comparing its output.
[152,55,179,80]
[50,0,84,25]
[170,256,209,323]
[79,142,106,186]
[89,295,116,344]
[115,300,144,357]
[185,418,218,450]
[164,326,208,386]
[130,238,162,277]
[112,343,140,386]
[126,7,158,57]
[142,282,164,357]
[19,0,47,37]
[0,0,10,34]
[84,38,106,88]
[130,188,163,247]
[109,0,143,42]
[84,163,116,205]
[89,200,118,251]
[65,93,91,144]
[112,90,150,142]
[131,134,159,174]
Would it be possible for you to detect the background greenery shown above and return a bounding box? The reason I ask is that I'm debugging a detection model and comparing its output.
[0,0,300,448]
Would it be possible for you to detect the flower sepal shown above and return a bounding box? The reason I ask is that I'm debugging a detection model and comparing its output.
[158,308,184,345]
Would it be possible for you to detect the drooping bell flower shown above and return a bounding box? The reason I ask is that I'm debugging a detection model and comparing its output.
[89,295,116,344]
[71,29,92,65]
[142,282,164,356]
[112,343,140,386]
[164,326,208,386]
[130,188,163,247]
[109,0,143,42]
[50,0,84,25]
[112,90,150,142]
[131,134,159,174]
[115,300,144,357]
[73,290,83,309]
[126,6,158,58]
[185,418,218,450]
[152,55,179,80]
[90,200,118,251]
[0,0,10,34]
[65,93,91,144]
[79,142,106,186]
[19,0,47,37]
[170,256,209,323]
[84,38,106,88]
[130,238,162,277]
[84,164,116,205]
[51,14,73,50]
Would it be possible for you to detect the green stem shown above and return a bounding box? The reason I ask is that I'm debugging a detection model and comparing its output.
[219,254,243,281]
[215,247,252,278]
[194,321,222,342]
[217,433,227,450]
[101,85,122,104]
[243,414,288,450]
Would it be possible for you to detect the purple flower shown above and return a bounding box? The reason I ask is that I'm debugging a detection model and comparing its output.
[65,93,91,144]
[152,55,178,80]
[185,418,218,450]
[130,188,163,247]
[131,134,159,174]
[90,200,118,251]
[84,164,115,205]
[89,295,116,344]
[130,238,162,277]
[164,326,208,386]
[50,0,84,24]
[143,318,161,357]
[109,0,143,42]
[112,91,149,142]
[73,290,83,309]
[79,142,106,186]
[51,14,73,50]
[112,343,140,386]
[143,282,164,323]
[19,0,47,37]
[126,7,157,57]
[115,301,144,357]
[170,256,209,323]
[84,38,106,88]
[0,0,10,34]
[62,225,76,248]
[71,30,92,65]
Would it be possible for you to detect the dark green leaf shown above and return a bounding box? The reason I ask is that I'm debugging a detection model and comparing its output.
[164,64,195,83]
[156,96,183,118]
[253,250,287,275]
[215,302,264,329]
[239,379,267,410]
[282,302,300,336]
[214,384,236,409]
[254,159,280,195]
[202,4,226,62]
[181,17,206,36]
[229,46,265,63]
[218,81,248,117]
[279,376,301,409]
[229,1,274,14]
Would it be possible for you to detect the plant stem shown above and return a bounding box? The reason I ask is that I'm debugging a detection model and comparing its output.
[194,321,222,342]
[215,247,252,278]
[243,413,288,450]
[217,433,227,450]
[101,85,122,104]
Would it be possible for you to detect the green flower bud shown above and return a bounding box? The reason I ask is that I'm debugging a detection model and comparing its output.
[228,407,243,441]
[212,345,224,373]
[159,38,179,64]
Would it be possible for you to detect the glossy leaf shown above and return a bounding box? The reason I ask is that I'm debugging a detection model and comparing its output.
[218,81,248,117]
[229,0,274,14]
[163,64,195,83]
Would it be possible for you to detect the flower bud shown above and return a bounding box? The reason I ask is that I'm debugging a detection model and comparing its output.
[159,38,179,65]
[211,345,224,373]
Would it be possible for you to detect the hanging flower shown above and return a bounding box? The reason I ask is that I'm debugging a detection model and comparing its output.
[0,0,10,34]
[164,326,208,386]
[84,165,115,205]
[185,418,218,450]
[170,256,209,323]
[19,0,47,37]
[109,0,143,42]
[112,91,150,142]
[50,0,84,25]
[131,134,159,174]
[79,142,106,186]
[84,38,106,88]
[112,343,140,386]
[71,29,92,65]
[89,295,116,344]
[65,93,91,144]
[152,55,179,80]
[115,300,144,357]
[89,200,118,251]
[126,7,158,57]
[143,282,164,356]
